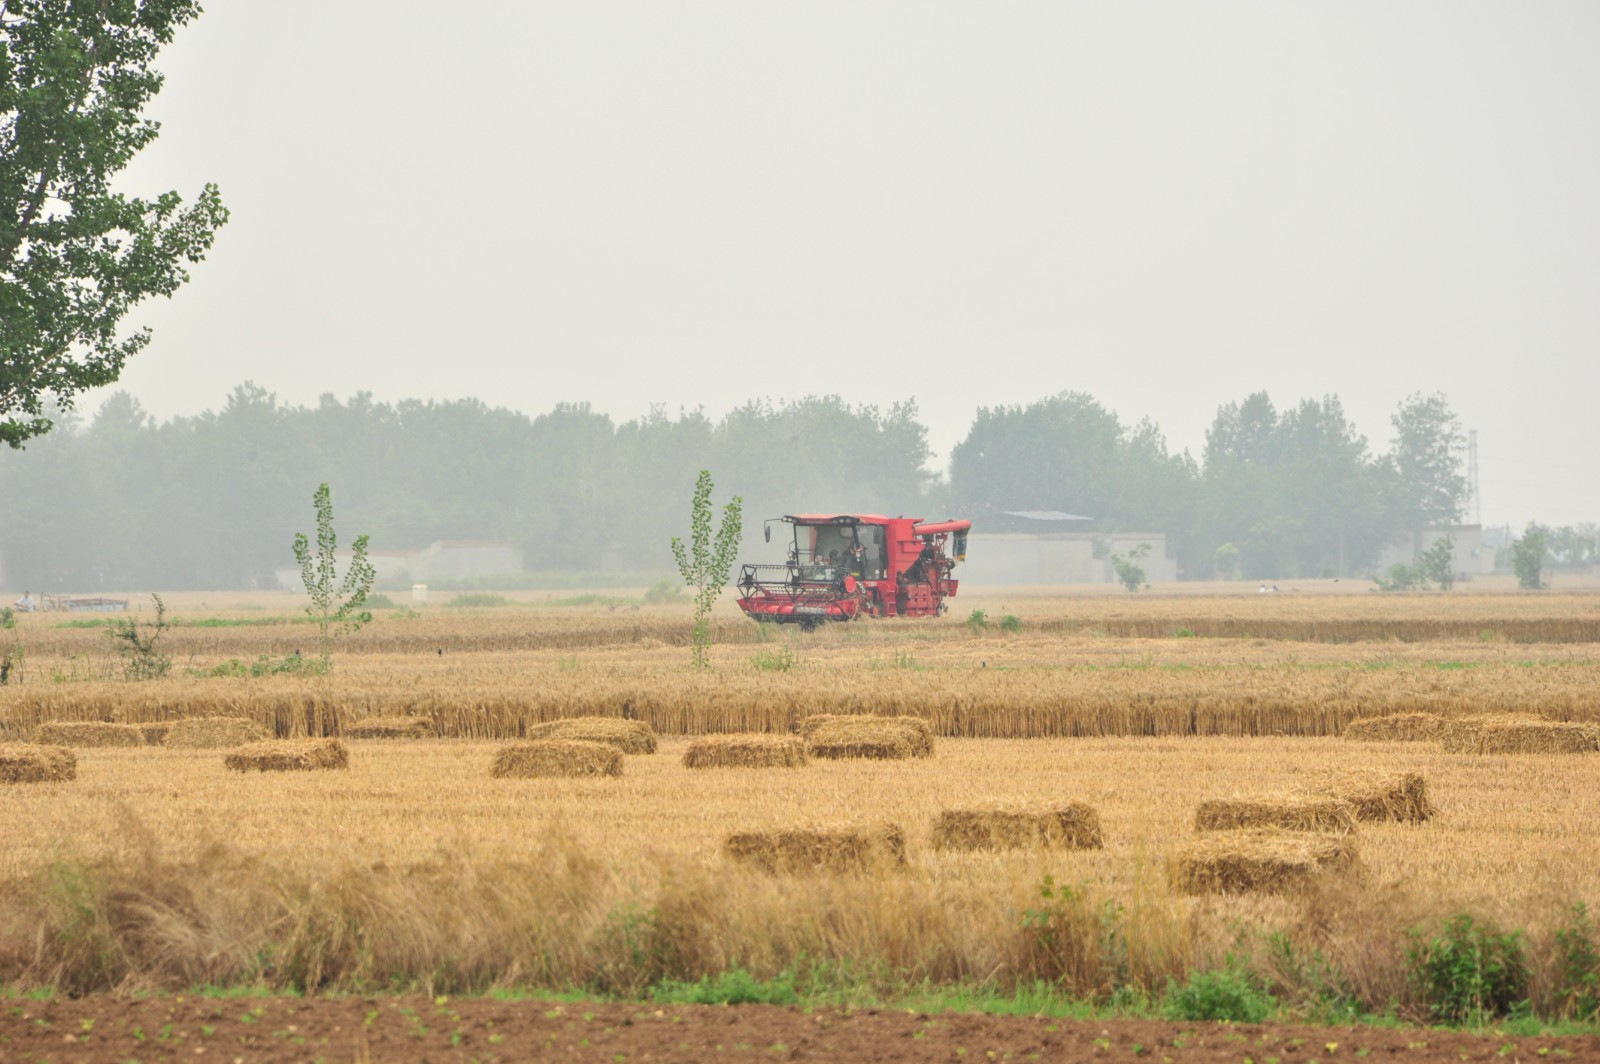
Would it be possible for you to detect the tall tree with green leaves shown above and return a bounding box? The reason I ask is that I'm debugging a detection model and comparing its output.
[1389,393,1468,549]
[670,469,742,669]
[292,483,375,671]
[2,0,228,447]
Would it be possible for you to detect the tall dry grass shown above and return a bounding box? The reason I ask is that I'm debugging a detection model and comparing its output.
[1,736,1595,1013]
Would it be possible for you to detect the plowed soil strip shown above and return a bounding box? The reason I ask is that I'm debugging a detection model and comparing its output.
[2,996,1594,1063]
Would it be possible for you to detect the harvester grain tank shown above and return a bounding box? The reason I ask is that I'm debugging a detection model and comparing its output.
[735,514,972,627]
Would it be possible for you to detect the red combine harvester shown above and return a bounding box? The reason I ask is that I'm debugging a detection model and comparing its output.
[736,514,972,628]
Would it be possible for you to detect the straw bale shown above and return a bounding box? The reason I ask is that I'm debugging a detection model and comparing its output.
[1454,720,1599,755]
[0,743,77,783]
[1298,769,1434,823]
[722,823,907,874]
[930,802,1104,851]
[491,739,623,778]
[137,723,172,746]
[801,713,934,756]
[34,721,146,748]
[164,716,272,749]
[345,715,434,740]
[1437,715,1549,753]
[224,738,350,773]
[1194,796,1356,834]
[1342,713,1445,743]
[806,719,920,760]
[526,716,657,754]
[1174,829,1359,895]
[682,735,808,769]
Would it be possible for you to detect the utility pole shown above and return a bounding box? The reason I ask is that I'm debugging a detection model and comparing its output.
[1467,429,1481,526]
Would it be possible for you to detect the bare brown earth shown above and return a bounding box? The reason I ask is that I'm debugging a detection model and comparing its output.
[2,996,1595,1063]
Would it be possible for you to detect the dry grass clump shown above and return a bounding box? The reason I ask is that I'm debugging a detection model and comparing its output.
[1194,796,1356,834]
[930,802,1104,851]
[526,716,657,754]
[806,718,923,760]
[1173,829,1359,895]
[1449,720,1599,755]
[1299,769,1434,823]
[345,715,434,740]
[722,823,906,874]
[682,735,807,769]
[490,739,623,779]
[33,721,146,748]
[137,723,172,746]
[164,716,272,749]
[1342,713,1444,742]
[224,738,351,773]
[801,714,934,756]
[0,743,76,783]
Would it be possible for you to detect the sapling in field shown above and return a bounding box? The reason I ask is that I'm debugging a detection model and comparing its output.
[292,483,375,671]
[671,470,742,669]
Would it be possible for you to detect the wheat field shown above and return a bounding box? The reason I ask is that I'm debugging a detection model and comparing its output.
[1,586,1598,1004]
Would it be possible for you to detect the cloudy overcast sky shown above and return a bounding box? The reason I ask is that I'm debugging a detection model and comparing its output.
[111,2,1599,528]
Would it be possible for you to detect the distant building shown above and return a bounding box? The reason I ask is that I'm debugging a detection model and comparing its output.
[960,532,1177,586]
[272,539,523,590]
[1376,525,1495,578]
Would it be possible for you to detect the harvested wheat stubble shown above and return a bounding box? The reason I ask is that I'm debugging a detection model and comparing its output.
[1194,796,1356,834]
[1174,829,1359,895]
[491,739,623,779]
[526,716,657,754]
[930,802,1104,851]
[1299,769,1434,823]
[344,715,434,739]
[722,823,907,874]
[33,721,146,748]
[1342,713,1445,743]
[1451,720,1599,755]
[682,735,807,769]
[801,713,934,756]
[164,716,272,749]
[137,722,171,745]
[224,738,350,773]
[806,719,921,760]
[0,743,76,783]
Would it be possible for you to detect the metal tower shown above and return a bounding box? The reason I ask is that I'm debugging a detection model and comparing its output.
[1467,429,1480,526]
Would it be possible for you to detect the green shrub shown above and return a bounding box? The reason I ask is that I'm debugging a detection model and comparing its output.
[365,593,396,609]
[966,609,989,631]
[446,592,511,608]
[1407,913,1528,1023]
[999,614,1022,633]
[751,646,797,672]
[1161,963,1276,1023]
[651,967,800,1006]
[643,579,685,605]
[1553,903,1600,1021]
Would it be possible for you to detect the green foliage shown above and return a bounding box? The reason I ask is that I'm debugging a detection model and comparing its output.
[192,654,319,679]
[1553,904,1600,1021]
[651,968,801,1007]
[1513,525,1547,590]
[1390,392,1469,535]
[107,594,170,680]
[365,593,396,609]
[998,613,1023,633]
[670,470,742,669]
[1407,913,1528,1023]
[1019,876,1130,999]
[445,592,511,608]
[643,579,686,605]
[966,608,988,631]
[1110,543,1150,592]
[1419,536,1456,590]
[750,646,797,672]
[0,1,228,448]
[1,606,13,629]
[1373,562,1424,592]
[1161,962,1277,1023]
[291,483,375,671]
[1173,626,1196,638]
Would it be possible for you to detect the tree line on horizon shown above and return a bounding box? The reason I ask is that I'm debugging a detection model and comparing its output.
[0,383,1584,592]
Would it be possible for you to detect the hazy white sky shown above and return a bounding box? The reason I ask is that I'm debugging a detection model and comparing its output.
[110,2,1599,528]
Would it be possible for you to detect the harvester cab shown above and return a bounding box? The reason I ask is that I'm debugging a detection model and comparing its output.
[736,514,971,628]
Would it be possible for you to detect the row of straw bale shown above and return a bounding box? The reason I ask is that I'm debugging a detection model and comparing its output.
[1346,712,1600,755]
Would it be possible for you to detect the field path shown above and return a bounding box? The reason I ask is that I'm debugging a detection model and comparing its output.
[3,996,1595,1062]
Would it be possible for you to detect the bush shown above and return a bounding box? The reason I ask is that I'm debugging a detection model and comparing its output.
[751,646,797,672]
[365,593,396,609]
[1407,914,1528,1023]
[1553,903,1600,1021]
[1161,963,1277,1023]
[643,579,685,605]
[651,968,800,1006]
[999,614,1023,633]
[966,609,988,631]
[446,592,511,608]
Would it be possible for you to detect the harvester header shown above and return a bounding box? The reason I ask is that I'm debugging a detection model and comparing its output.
[736,513,971,628]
